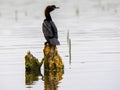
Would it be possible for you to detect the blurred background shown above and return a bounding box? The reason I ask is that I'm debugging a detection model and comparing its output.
[0,0,120,90]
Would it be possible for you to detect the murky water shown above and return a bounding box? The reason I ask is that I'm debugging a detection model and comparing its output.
[0,0,120,90]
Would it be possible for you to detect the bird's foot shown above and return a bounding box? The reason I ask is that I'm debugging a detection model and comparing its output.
[44,42,48,45]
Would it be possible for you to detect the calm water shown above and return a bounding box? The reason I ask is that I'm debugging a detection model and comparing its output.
[1,0,120,90]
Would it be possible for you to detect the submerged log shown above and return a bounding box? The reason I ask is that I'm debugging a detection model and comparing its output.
[43,44,64,70]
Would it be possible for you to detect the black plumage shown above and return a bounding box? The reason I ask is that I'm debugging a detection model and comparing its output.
[42,5,60,45]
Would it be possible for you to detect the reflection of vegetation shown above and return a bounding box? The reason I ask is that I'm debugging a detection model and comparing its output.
[44,70,64,90]
[25,69,64,89]
[25,71,42,85]
[25,44,64,89]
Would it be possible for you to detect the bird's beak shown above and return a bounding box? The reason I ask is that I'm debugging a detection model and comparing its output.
[56,7,60,9]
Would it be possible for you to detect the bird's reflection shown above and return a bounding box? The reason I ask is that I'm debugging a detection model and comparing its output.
[25,69,64,90]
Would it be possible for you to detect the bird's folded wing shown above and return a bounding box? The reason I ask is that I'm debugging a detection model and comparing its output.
[42,21,53,37]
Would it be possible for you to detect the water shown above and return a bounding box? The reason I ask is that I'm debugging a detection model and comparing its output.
[0,0,120,90]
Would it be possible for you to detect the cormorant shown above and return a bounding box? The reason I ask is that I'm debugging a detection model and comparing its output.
[42,5,60,45]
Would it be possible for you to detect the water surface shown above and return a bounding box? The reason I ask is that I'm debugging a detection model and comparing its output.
[0,0,120,90]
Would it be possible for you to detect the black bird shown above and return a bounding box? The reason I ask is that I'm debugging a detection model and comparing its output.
[42,5,60,45]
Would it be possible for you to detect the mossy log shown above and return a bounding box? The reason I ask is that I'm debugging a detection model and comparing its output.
[25,44,64,73]
[25,51,43,74]
[25,44,64,86]
[43,44,64,70]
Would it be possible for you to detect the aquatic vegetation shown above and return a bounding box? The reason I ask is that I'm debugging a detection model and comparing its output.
[25,51,43,74]
[43,44,64,70]
[25,44,64,72]
[25,45,64,87]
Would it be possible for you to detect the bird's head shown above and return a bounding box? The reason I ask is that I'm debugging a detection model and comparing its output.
[45,5,59,14]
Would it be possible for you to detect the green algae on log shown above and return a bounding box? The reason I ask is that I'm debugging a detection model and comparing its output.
[25,51,43,73]
[25,44,64,87]
[25,44,64,73]
[43,44,64,70]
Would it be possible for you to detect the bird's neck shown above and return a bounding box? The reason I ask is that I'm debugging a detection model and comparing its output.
[45,13,52,21]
